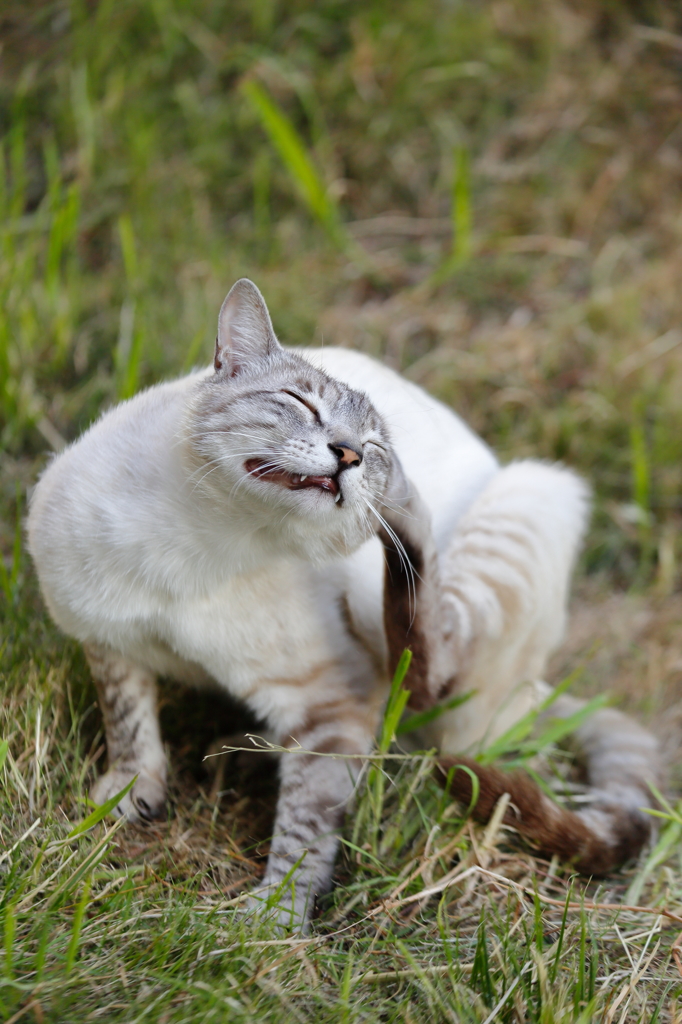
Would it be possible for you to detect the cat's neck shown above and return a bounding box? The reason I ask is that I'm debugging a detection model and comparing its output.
[151,473,288,597]
[173,477,344,594]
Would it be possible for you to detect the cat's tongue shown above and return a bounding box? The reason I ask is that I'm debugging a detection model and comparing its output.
[244,459,340,498]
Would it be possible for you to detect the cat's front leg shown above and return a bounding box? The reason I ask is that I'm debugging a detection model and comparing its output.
[251,700,376,931]
[85,644,167,822]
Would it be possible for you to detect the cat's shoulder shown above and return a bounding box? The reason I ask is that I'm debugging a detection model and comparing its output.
[92,368,210,435]
[54,369,210,463]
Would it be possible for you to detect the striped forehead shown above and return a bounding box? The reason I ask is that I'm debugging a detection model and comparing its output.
[284,366,377,426]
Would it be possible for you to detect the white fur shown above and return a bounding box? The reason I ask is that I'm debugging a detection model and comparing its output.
[27,346,585,747]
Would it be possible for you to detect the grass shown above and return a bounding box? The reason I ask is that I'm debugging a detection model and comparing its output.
[3,0,682,1019]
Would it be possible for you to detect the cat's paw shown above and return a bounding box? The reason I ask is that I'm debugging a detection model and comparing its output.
[90,766,167,823]
[242,879,313,934]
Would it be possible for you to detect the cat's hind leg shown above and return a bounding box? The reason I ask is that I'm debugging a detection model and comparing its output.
[382,460,658,873]
[85,644,168,822]
[422,460,590,752]
[427,464,661,873]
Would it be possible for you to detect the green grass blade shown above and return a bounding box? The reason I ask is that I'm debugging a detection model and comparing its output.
[448,761,480,818]
[339,950,354,1024]
[627,813,682,904]
[631,412,650,517]
[396,689,472,736]
[477,670,589,765]
[425,144,472,287]
[114,216,143,398]
[48,823,124,909]
[551,880,573,984]
[67,776,136,838]
[0,554,11,604]
[650,983,675,1024]
[46,181,80,304]
[0,139,6,221]
[8,118,26,219]
[451,145,471,266]
[363,650,413,849]
[34,912,53,982]
[519,694,609,758]
[644,780,679,821]
[241,79,346,248]
[380,649,412,751]
[477,710,538,765]
[65,875,91,974]
[3,902,15,978]
[119,327,144,401]
[115,299,144,401]
[118,214,138,287]
[471,911,495,1007]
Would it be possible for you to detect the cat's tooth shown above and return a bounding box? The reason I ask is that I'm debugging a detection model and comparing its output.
[300,475,307,481]
[335,492,341,503]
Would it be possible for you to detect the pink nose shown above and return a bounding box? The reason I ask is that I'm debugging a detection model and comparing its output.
[329,442,363,467]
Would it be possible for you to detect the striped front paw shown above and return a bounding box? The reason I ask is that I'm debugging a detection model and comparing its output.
[244,874,315,933]
[90,765,167,823]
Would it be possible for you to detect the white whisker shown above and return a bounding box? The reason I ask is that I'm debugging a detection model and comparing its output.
[363,498,418,623]
[376,496,417,521]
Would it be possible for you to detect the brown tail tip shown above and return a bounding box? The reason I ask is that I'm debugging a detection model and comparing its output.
[435,755,651,876]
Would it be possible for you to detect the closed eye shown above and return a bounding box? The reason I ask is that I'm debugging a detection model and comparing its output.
[364,439,387,452]
[282,390,322,424]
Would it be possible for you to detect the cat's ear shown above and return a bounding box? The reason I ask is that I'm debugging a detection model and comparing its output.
[214,278,281,376]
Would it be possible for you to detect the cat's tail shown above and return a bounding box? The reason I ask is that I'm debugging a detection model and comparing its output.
[435,695,660,874]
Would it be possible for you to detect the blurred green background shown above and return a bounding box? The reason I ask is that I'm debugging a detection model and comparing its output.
[3,0,682,754]
[2,0,682,594]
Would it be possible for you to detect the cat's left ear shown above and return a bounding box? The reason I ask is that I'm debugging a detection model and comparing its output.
[215,278,281,376]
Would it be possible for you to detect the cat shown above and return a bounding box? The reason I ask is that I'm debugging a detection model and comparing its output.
[27,278,660,928]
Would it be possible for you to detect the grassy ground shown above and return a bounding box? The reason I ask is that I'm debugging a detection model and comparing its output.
[3,0,682,1019]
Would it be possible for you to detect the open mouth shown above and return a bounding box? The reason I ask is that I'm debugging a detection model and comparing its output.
[244,459,341,501]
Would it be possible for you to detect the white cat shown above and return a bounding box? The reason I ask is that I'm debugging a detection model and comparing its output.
[27,279,659,927]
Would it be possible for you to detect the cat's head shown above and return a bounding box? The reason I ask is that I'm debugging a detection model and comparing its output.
[186,279,395,563]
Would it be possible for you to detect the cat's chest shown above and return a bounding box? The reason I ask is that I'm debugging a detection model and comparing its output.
[164,559,357,694]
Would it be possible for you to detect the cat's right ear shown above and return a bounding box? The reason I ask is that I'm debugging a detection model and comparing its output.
[214,278,281,376]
